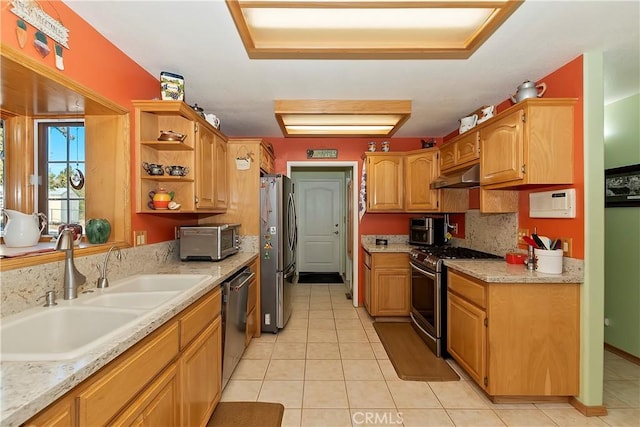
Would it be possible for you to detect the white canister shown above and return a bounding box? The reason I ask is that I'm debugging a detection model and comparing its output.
[535,248,563,274]
[368,141,377,152]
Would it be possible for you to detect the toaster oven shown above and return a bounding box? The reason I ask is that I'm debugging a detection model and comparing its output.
[179,223,240,261]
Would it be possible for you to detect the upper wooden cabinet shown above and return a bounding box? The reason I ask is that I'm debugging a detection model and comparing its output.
[440,131,480,173]
[260,141,276,174]
[216,138,274,235]
[365,153,404,212]
[133,100,228,213]
[405,148,440,212]
[480,99,575,189]
[365,150,466,213]
[195,127,228,212]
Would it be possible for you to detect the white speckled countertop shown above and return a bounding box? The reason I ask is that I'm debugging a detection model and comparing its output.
[362,242,415,253]
[0,252,258,427]
[360,240,583,284]
[445,259,583,283]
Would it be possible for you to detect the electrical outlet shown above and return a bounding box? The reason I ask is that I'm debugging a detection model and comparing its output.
[452,223,459,234]
[517,228,530,246]
[133,230,147,246]
[560,237,573,257]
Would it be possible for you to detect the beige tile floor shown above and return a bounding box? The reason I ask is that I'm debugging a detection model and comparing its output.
[222,283,640,427]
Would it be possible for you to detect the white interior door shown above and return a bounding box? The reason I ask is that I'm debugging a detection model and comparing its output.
[297,178,342,272]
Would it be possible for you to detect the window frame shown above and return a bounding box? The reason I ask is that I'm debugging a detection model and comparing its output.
[35,120,86,235]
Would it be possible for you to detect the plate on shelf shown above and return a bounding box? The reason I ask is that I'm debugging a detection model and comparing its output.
[157,130,186,142]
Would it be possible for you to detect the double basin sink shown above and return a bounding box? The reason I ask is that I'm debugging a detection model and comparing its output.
[1,274,213,362]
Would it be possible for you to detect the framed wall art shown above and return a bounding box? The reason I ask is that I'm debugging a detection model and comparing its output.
[605,163,640,207]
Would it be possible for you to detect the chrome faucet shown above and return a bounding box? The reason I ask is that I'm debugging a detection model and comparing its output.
[97,246,122,288]
[55,229,86,299]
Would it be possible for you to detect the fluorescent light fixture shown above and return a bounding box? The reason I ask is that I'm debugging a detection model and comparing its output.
[226,1,523,59]
[275,100,411,137]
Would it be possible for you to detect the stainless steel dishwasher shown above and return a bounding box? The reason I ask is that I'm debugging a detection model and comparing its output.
[222,266,254,390]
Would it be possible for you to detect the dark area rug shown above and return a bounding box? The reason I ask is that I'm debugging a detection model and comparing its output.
[373,322,459,382]
[207,401,284,427]
[297,272,343,283]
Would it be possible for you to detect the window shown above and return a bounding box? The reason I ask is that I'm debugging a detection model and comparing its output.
[37,122,85,235]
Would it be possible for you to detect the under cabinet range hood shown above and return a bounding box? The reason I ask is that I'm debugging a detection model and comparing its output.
[431,163,480,189]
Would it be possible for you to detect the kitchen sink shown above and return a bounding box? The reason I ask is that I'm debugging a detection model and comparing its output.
[106,274,213,293]
[1,274,215,362]
[0,306,141,361]
[80,291,181,309]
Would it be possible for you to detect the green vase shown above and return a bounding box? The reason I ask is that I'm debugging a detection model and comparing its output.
[86,218,111,244]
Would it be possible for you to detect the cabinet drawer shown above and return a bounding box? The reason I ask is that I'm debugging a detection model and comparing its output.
[76,322,180,426]
[109,363,180,427]
[448,271,486,308]
[372,253,408,269]
[180,288,221,349]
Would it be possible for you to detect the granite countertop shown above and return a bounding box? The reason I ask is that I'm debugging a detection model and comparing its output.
[445,259,583,283]
[0,252,258,427]
[362,242,415,253]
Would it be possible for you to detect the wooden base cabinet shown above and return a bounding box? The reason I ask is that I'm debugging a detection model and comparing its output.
[181,317,222,427]
[363,251,410,317]
[246,262,259,346]
[24,394,76,427]
[25,287,224,427]
[447,270,580,398]
[110,364,180,427]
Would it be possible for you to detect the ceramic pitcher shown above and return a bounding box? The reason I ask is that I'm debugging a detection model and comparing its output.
[2,209,46,247]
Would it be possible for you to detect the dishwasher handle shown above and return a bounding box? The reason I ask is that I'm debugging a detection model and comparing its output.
[229,270,255,292]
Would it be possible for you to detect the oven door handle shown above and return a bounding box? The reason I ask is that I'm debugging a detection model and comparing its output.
[410,312,436,339]
[410,262,436,280]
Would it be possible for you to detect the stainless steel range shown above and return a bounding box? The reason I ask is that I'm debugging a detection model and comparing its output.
[409,246,500,357]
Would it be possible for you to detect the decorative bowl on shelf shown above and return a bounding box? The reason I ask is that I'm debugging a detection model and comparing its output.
[86,218,111,244]
[157,130,186,142]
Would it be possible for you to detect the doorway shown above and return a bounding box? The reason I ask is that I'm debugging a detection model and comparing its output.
[288,161,359,307]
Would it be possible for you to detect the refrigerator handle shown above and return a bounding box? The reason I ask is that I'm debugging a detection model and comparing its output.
[287,192,298,252]
[284,265,295,280]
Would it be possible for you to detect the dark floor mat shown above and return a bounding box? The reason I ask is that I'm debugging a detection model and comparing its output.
[207,402,284,427]
[297,272,343,283]
[373,322,459,382]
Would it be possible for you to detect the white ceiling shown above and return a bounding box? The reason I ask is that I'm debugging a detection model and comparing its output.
[64,0,639,138]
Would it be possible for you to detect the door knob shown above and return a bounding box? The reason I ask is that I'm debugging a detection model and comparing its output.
[334,231,339,234]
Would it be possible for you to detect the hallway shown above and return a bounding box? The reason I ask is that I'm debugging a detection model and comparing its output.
[222,284,640,426]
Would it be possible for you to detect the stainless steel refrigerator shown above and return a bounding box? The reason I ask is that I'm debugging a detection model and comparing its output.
[260,174,297,333]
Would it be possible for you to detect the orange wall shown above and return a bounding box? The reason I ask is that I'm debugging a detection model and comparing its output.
[442,57,585,257]
[267,137,438,304]
[268,137,433,234]
[517,56,584,258]
[1,1,196,243]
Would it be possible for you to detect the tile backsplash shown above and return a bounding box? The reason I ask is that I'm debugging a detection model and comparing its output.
[0,236,258,319]
[452,209,518,256]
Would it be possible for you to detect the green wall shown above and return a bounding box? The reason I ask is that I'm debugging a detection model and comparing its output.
[604,93,640,357]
